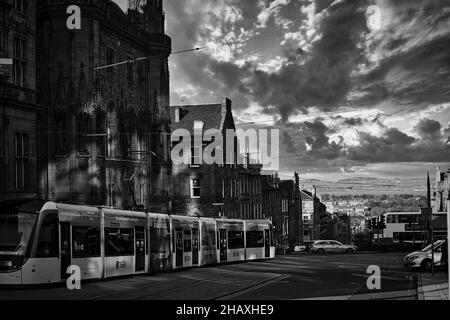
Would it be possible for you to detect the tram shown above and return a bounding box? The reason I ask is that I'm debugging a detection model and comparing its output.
[0,199,275,285]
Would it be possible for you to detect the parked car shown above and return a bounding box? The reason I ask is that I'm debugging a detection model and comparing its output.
[297,241,316,252]
[403,239,446,271]
[309,240,358,254]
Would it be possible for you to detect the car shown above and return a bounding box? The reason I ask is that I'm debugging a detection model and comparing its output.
[309,240,358,254]
[403,239,446,271]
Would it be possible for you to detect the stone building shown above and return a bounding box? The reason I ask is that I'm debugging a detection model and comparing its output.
[170,98,266,219]
[170,98,240,218]
[36,0,172,211]
[301,187,325,241]
[434,166,449,213]
[279,173,302,248]
[0,0,40,201]
[262,173,282,240]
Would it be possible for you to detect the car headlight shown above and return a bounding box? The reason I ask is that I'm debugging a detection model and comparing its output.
[408,255,420,261]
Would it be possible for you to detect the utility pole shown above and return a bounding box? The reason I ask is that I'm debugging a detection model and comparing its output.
[427,172,435,276]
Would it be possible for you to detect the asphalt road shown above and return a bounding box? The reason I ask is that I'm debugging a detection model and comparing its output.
[0,253,419,300]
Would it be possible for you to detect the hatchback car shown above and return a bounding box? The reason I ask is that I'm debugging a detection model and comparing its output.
[403,239,445,271]
[309,240,358,254]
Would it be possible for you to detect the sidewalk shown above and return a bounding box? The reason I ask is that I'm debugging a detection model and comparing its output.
[417,272,449,300]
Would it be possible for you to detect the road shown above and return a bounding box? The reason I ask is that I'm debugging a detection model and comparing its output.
[0,253,419,300]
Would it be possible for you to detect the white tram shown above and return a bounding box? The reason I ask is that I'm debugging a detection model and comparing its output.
[0,199,275,285]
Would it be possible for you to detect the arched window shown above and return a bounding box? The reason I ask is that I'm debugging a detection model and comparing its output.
[119,115,129,158]
[127,109,138,159]
[107,102,118,158]
[77,112,90,155]
[55,112,68,155]
[137,110,148,157]
[95,110,106,157]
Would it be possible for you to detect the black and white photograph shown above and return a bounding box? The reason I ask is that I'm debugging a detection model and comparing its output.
[0,0,450,310]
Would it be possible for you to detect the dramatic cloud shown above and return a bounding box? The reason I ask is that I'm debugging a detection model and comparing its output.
[114,0,450,183]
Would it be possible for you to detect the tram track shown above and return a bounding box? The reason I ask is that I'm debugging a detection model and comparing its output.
[212,274,291,300]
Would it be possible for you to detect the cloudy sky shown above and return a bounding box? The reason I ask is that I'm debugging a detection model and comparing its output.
[115,0,450,191]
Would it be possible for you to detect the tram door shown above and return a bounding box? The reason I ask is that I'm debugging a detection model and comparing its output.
[264,229,270,258]
[192,228,199,265]
[60,222,71,279]
[175,229,183,267]
[219,229,227,262]
[135,227,146,272]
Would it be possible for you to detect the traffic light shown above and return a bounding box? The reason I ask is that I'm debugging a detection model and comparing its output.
[380,215,386,229]
[372,218,378,230]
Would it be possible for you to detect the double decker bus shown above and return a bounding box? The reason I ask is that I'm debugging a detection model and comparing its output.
[376,211,447,245]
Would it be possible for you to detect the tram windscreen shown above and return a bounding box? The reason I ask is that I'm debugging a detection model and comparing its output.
[0,200,40,271]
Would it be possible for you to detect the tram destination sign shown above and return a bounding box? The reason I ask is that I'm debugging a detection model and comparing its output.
[0,58,13,77]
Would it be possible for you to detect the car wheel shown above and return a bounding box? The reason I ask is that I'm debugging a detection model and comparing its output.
[345,248,354,254]
[317,248,325,254]
[422,259,432,272]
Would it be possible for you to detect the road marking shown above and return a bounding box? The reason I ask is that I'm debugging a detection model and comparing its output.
[296,288,417,300]
[214,274,291,300]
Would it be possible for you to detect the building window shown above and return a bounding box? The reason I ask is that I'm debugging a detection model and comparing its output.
[72,226,101,258]
[106,47,114,74]
[282,199,288,213]
[191,178,201,198]
[13,38,26,87]
[137,61,145,88]
[126,57,134,86]
[96,110,106,156]
[0,130,5,188]
[107,107,118,158]
[77,112,90,155]
[190,145,202,167]
[15,132,31,189]
[55,113,68,155]
[105,228,134,257]
[14,0,26,13]
[0,25,5,55]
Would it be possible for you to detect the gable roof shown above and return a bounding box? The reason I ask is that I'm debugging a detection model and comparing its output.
[170,98,234,133]
[300,190,314,200]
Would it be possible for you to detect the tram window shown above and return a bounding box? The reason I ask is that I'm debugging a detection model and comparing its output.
[246,231,264,248]
[36,213,59,258]
[228,231,244,249]
[201,227,216,246]
[105,228,134,256]
[150,227,170,254]
[183,230,191,251]
[72,226,101,258]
